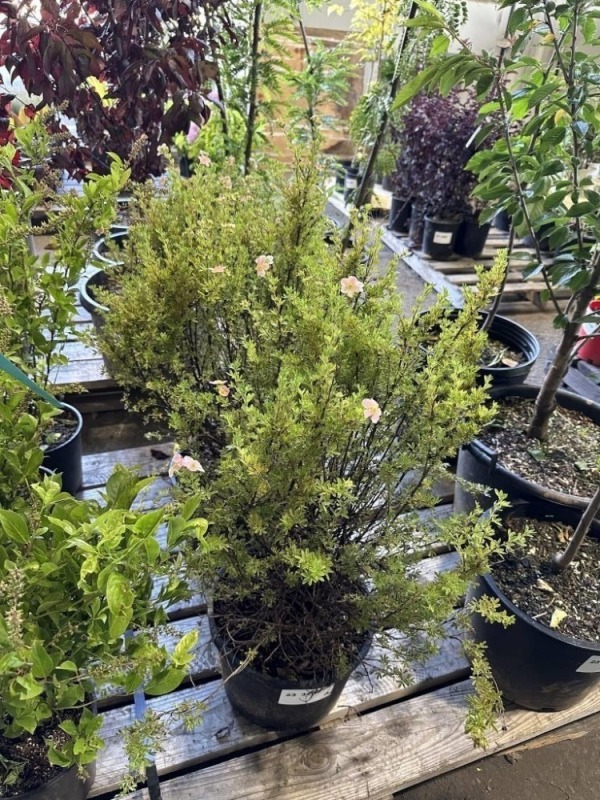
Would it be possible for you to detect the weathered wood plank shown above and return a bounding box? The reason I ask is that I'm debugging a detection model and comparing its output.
[150,682,600,800]
[51,357,114,390]
[91,625,468,796]
[80,443,174,490]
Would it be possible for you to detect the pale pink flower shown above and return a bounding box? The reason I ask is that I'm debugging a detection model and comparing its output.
[362,398,382,424]
[221,176,232,190]
[209,264,227,274]
[340,276,364,297]
[255,254,274,277]
[169,451,204,478]
[198,152,212,167]
[187,121,200,145]
[210,380,230,397]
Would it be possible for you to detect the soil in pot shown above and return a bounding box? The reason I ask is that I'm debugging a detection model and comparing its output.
[212,575,372,730]
[480,338,524,370]
[479,398,600,499]
[0,712,94,799]
[491,514,600,642]
[41,408,79,451]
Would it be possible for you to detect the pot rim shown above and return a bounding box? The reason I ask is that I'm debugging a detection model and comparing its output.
[478,502,600,653]
[465,384,600,506]
[80,269,110,314]
[90,226,128,268]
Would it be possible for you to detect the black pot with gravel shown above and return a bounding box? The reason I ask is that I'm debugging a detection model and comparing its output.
[469,500,600,711]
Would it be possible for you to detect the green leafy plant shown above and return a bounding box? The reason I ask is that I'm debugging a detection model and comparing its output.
[0,467,207,794]
[0,128,128,390]
[393,0,600,440]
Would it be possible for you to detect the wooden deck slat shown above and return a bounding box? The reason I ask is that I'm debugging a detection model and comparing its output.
[92,618,468,797]
[149,682,600,800]
[80,443,173,489]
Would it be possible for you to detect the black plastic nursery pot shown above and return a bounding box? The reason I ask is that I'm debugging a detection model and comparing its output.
[0,762,96,800]
[388,195,412,234]
[335,159,352,191]
[422,216,461,260]
[492,209,511,232]
[454,385,600,515]
[42,402,83,495]
[408,205,425,249]
[210,615,372,731]
[454,215,491,258]
[479,314,540,387]
[90,227,128,268]
[468,501,600,712]
[343,166,361,203]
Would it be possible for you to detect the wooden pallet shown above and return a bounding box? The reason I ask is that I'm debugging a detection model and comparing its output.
[562,359,600,404]
[327,194,568,313]
[61,441,600,800]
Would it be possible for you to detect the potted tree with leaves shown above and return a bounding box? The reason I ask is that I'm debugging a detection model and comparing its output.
[398,0,600,516]
[398,0,600,712]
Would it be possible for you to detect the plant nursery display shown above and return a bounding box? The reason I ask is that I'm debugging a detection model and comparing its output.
[0,0,232,180]
[402,0,600,711]
[0,127,128,492]
[0,461,206,798]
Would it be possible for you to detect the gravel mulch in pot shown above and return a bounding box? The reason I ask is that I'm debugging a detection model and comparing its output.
[480,397,600,497]
[491,514,600,643]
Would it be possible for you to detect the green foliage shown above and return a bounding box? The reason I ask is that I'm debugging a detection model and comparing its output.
[0,132,128,389]
[393,0,600,438]
[0,467,205,790]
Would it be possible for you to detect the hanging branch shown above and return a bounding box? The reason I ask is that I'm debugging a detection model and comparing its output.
[342,1,418,248]
[243,1,263,175]
[297,13,318,141]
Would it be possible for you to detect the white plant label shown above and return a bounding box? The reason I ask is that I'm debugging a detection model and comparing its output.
[433,231,453,245]
[345,178,358,189]
[576,655,600,673]
[278,685,335,705]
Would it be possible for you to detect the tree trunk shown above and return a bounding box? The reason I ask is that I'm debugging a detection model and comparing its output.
[243,1,263,176]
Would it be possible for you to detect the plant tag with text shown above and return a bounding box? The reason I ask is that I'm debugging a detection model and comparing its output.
[278,685,335,705]
[345,178,358,189]
[433,231,452,245]
[576,655,600,673]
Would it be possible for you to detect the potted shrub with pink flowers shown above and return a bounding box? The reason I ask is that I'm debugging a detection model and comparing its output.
[91,151,520,737]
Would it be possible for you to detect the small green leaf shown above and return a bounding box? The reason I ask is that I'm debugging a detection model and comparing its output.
[145,667,186,696]
[527,447,546,463]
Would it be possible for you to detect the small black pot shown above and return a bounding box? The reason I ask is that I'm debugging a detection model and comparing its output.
[1,762,96,800]
[454,215,491,258]
[479,314,540,387]
[210,615,372,731]
[343,166,361,203]
[454,385,600,515]
[380,174,394,192]
[422,216,461,260]
[493,209,511,232]
[42,403,83,495]
[335,160,352,191]
[90,227,128,268]
[388,195,412,235]
[469,501,600,711]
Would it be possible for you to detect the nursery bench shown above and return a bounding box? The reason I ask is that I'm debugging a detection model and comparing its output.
[72,445,600,800]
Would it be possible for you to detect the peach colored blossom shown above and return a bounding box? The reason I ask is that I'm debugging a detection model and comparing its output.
[169,451,204,478]
[210,380,231,397]
[362,398,381,424]
[209,265,227,274]
[255,254,274,277]
[221,176,233,190]
[198,152,212,166]
[340,276,364,297]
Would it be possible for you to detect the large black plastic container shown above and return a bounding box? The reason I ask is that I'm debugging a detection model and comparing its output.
[1,762,96,800]
[454,385,600,515]
[80,270,110,331]
[422,216,461,260]
[42,402,83,495]
[469,501,600,711]
[454,215,491,258]
[493,209,511,232]
[210,615,372,731]
[388,195,412,234]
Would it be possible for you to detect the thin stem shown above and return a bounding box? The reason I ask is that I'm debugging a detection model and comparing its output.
[553,483,600,571]
[243,1,263,176]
